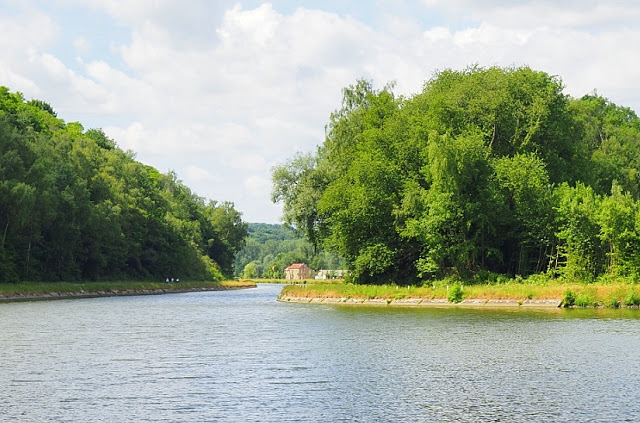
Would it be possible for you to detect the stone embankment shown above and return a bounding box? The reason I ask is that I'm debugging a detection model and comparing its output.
[0,286,252,303]
[279,296,562,308]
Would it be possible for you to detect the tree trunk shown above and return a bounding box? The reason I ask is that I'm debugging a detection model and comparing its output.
[25,240,31,279]
[2,219,9,249]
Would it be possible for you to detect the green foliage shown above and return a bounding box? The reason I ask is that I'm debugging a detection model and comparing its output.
[26,99,57,117]
[447,284,464,303]
[271,153,328,249]
[0,87,247,282]
[353,243,395,283]
[624,291,640,307]
[606,297,621,309]
[242,261,259,279]
[493,153,554,275]
[272,66,640,286]
[523,273,553,285]
[562,290,576,307]
[597,183,640,276]
[552,183,606,280]
[574,293,596,308]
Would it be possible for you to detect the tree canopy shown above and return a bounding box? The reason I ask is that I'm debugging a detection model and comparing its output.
[272,66,640,284]
[0,87,248,282]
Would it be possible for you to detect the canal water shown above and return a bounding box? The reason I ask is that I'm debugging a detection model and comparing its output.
[1,283,639,422]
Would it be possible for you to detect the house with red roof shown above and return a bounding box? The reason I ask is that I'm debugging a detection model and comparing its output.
[284,263,312,280]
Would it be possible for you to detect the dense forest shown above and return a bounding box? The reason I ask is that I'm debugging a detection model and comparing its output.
[233,223,344,278]
[0,87,248,283]
[273,66,640,285]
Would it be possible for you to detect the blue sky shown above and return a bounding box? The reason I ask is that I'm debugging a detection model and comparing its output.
[1,0,639,223]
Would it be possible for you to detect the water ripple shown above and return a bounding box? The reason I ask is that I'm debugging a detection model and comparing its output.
[1,284,640,422]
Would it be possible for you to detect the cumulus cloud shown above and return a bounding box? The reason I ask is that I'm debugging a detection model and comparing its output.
[423,0,640,30]
[185,165,221,184]
[0,10,58,94]
[73,36,90,55]
[244,175,272,197]
[1,1,639,222]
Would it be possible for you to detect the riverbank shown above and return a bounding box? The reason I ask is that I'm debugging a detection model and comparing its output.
[279,295,562,308]
[243,278,341,285]
[0,280,256,303]
[279,281,640,309]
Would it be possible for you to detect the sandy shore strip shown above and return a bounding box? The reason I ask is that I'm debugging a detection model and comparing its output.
[279,296,562,308]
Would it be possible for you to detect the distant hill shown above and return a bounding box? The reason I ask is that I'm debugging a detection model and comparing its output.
[245,223,298,243]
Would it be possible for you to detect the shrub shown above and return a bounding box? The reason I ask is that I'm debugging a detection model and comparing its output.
[448,284,464,303]
[525,273,552,285]
[606,297,621,309]
[201,256,224,281]
[596,273,615,284]
[624,291,640,307]
[474,269,501,284]
[574,294,595,308]
[562,289,576,307]
[496,274,511,284]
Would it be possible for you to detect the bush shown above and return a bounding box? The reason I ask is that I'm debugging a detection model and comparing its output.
[624,291,640,307]
[574,293,595,308]
[201,256,224,282]
[473,269,501,284]
[562,289,576,307]
[525,273,552,285]
[448,284,464,303]
[496,274,511,284]
[606,297,621,309]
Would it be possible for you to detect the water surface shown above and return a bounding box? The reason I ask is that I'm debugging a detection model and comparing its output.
[1,284,639,422]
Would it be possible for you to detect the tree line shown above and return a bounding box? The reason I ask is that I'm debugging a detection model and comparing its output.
[272,66,640,284]
[234,223,344,278]
[0,87,248,283]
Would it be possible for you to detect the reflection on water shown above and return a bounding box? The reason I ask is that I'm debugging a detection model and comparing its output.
[1,284,639,422]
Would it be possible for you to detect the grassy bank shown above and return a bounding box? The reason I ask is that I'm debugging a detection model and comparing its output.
[241,278,344,285]
[0,280,256,297]
[281,281,640,308]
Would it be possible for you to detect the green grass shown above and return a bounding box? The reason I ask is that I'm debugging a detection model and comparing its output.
[241,278,344,285]
[0,280,255,296]
[280,279,640,308]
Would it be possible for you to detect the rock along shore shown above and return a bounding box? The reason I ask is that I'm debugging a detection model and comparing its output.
[278,296,562,308]
[0,285,255,303]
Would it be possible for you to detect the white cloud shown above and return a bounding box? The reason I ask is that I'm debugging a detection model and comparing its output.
[184,165,221,184]
[104,122,147,153]
[0,65,39,95]
[0,12,58,50]
[2,1,639,223]
[422,0,640,30]
[73,36,90,55]
[244,175,272,197]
